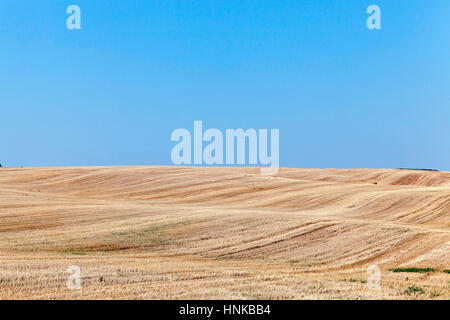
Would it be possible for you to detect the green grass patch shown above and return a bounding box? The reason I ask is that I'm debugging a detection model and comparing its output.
[390,267,434,273]
[97,217,210,251]
[405,286,424,295]
[430,291,440,297]
[443,270,450,274]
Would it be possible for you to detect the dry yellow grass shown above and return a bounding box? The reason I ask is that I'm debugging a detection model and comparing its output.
[0,166,448,299]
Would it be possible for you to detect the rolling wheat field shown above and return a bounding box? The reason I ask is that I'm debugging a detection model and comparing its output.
[0,166,448,299]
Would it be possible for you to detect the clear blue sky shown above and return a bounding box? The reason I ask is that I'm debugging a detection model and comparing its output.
[1,1,449,169]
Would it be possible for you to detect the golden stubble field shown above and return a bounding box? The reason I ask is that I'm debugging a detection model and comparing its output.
[0,166,448,299]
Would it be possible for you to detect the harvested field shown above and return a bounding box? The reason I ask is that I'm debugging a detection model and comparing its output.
[0,166,448,299]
